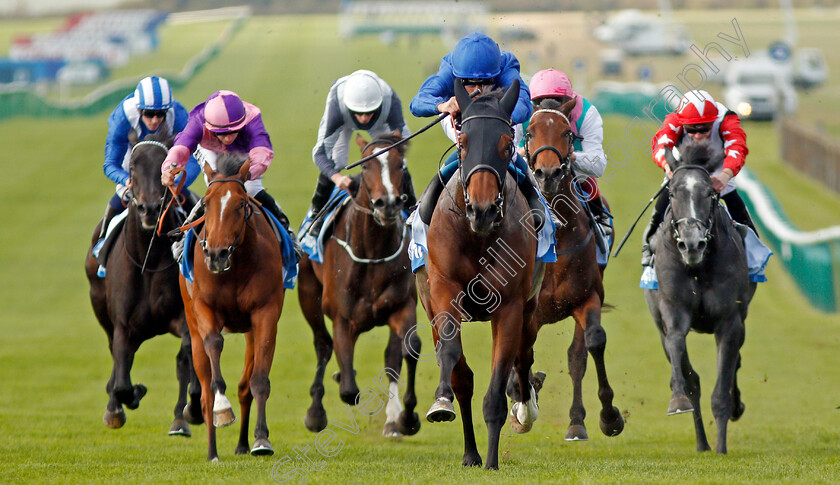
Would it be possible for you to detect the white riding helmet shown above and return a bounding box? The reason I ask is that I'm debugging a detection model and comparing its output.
[343,70,383,113]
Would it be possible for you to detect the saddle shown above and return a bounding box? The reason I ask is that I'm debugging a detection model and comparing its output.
[94,212,128,271]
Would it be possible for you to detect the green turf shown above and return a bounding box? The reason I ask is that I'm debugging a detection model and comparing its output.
[0,13,839,485]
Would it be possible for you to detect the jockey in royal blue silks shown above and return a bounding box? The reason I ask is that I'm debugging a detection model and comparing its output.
[97,76,200,245]
[409,32,546,231]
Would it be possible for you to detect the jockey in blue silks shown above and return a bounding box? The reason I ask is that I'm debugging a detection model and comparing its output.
[98,76,200,243]
[409,32,544,229]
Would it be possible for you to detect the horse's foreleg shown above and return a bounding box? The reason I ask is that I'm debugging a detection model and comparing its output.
[426,282,464,423]
[395,304,421,437]
[661,312,694,416]
[576,297,623,438]
[566,322,588,440]
[178,321,203,426]
[382,329,404,437]
[452,355,481,467]
[193,300,234,429]
[235,333,255,455]
[680,350,710,452]
[110,326,145,412]
[484,301,523,470]
[169,333,193,437]
[299,265,332,433]
[510,315,539,434]
[247,305,280,456]
[185,306,218,461]
[332,317,360,405]
[711,319,745,454]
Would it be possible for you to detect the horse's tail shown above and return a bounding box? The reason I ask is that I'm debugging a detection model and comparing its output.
[601,302,616,313]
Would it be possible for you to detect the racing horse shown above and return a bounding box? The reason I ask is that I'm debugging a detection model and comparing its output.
[180,154,287,461]
[514,99,624,441]
[416,79,541,470]
[644,139,755,453]
[298,132,421,438]
[85,128,202,435]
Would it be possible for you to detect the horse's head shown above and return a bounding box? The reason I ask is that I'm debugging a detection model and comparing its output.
[454,78,519,235]
[524,98,577,196]
[665,139,723,266]
[354,131,409,225]
[200,153,252,273]
[128,128,173,230]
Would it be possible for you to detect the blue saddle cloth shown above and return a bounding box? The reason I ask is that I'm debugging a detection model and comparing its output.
[180,208,298,289]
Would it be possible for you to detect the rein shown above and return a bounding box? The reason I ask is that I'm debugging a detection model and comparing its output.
[343,112,449,172]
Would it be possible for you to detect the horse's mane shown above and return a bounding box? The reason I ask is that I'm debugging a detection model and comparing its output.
[533,98,565,111]
[142,125,173,146]
[671,138,724,172]
[216,152,248,177]
[369,133,408,155]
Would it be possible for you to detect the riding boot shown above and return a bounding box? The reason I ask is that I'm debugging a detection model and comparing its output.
[587,195,613,238]
[97,203,121,242]
[518,176,545,233]
[255,190,303,263]
[304,174,337,238]
[401,168,417,212]
[170,200,204,262]
[640,208,663,267]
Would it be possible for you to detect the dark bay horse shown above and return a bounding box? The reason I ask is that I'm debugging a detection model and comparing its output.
[416,79,541,470]
[85,129,202,435]
[298,132,421,438]
[517,99,624,441]
[644,139,755,453]
[180,154,286,461]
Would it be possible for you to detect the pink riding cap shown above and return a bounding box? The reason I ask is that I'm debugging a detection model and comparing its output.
[204,90,247,133]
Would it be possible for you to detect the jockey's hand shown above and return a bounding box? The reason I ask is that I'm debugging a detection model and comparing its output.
[664,164,674,179]
[330,173,354,192]
[436,96,460,117]
[711,169,734,193]
[516,146,526,158]
[161,167,177,187]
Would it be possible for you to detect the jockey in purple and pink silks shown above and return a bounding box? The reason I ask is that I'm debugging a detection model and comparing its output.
[160,89,301,258]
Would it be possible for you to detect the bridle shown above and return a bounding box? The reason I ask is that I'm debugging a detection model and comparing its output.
[456,113,514,224]
[668,164,719,246]
[524,108,580,175]
[353,138,409,226]
[196,177,253,258]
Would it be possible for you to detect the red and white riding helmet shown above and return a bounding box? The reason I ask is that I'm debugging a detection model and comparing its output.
[676,90,719,124]
[204,90,247,133]
[529,68,574,101]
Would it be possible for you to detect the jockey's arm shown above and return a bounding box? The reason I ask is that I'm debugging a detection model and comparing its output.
[571,107,606,178]
[103,106,132,186]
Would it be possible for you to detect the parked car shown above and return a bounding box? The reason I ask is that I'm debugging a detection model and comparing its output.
[723,55,797,121]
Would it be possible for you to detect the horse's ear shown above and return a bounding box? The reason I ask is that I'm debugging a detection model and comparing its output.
[500,78,520,119]
[239,158,251,181]
[355,133,367,152]
[560,97,576,118]
[128,130,139,147]
[664,146,678,170]
[454,79,471,114]
[203,161,216,178]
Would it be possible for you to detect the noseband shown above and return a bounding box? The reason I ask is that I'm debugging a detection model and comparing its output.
[669,165,719,245]
[197,177,253,257]
[355,139,408,225]
[524,109,581,174]
[457,113,513,220]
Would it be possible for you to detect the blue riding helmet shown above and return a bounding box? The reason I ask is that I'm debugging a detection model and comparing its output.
[451,33,502,80]
[135,76,173,111]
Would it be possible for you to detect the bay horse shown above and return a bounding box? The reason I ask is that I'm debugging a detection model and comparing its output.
[84,128,202,435]
[644,138,755,453]
[297,132,421,438]
[515,99,624,441]
[180,154,286,461]
[416,79,541,470]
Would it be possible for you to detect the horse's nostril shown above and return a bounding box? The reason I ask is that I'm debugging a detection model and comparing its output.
[677,241,687,251]
[534,169,545,180]
[698,241,707,251]
[465,204,476,217]
[218,248,229,260]
[372,199,386,209]
[551,168,563,180]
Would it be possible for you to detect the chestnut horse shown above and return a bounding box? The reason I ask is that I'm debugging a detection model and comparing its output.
[416,79,541,470]
[298,133,421,438]
[180,154,286,461]
[517,99,624,441]
[85,129,202,435]
[644,139,755,453]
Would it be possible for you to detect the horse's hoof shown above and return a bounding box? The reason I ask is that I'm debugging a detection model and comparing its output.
[213,407,236,428]
[251,438,274,456]
[339,389,360,406]
[532,371,547,393]
[383,422,402,438]
[509,404,533,434]
[235,443,250,455]
[462,452,482,467]
[125,384,147,410]
[600,406,625,437]
[304,407,328,432]
[183,401,204,425]
[168,418,191,437]
[731,401,746,422]
[426,397,456,423]
[565,424,589,441]
[667,396,694,415]
[103,408,126,429]
[397,411,421,436]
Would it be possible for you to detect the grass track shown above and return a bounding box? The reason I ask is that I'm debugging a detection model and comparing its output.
[0,12,839,484]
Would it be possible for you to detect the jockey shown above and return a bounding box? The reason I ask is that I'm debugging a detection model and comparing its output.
[304,69,415,237]
[409,32,544,228]
[641,89,756,266]
[160,89,302,259]
[522,68,611,237]
[98,76,199,243]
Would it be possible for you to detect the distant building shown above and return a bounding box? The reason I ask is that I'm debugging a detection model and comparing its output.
[339,1,487,41]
